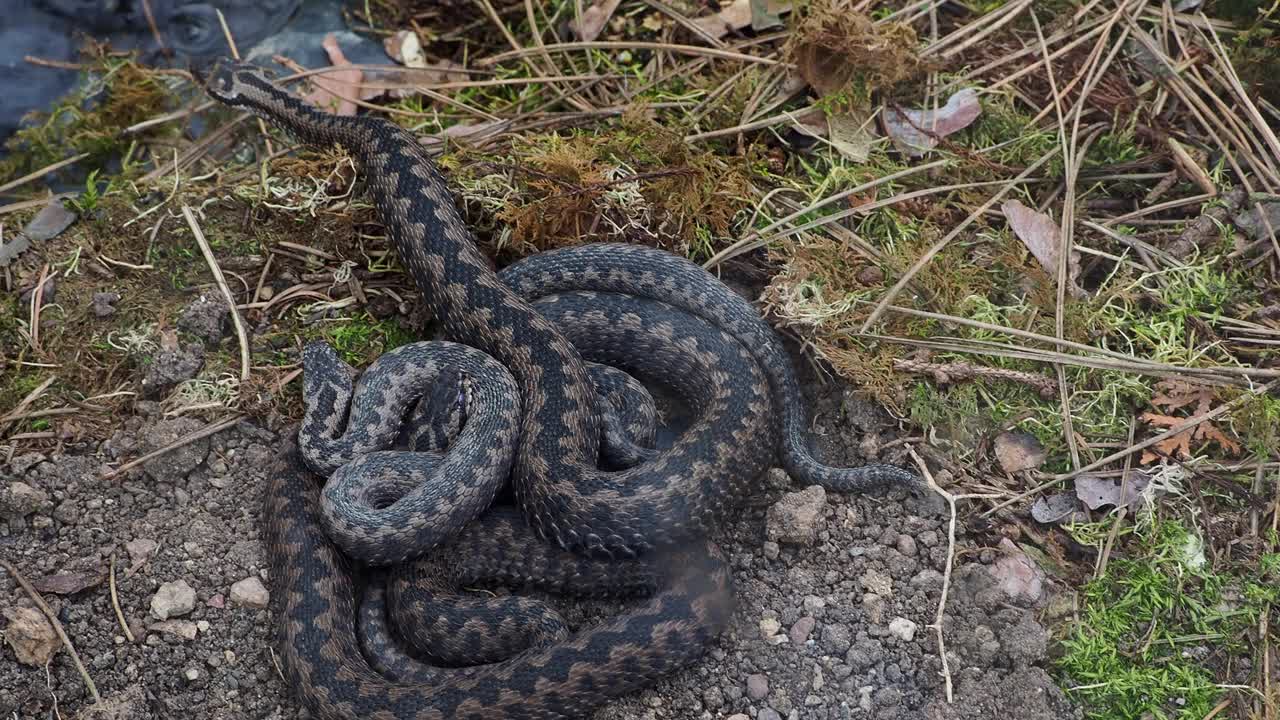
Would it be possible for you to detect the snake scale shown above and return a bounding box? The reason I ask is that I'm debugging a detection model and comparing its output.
[196,58,917,719]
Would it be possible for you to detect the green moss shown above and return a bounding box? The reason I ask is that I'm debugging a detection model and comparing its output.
[0,57,174,182]
[321,314,416,366]
[1057,520,1268,719]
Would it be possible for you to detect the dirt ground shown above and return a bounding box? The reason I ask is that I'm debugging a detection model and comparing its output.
[0,319,1080,720]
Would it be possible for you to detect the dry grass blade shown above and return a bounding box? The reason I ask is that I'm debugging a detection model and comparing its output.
[181,206,250,381]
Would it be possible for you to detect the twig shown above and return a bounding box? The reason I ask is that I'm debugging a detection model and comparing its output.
[108,552,135,643]
[181,205,250,381]
[100,414,243,480]
[478,41,782,68]
[892,358,1058,398]
[907,446,1001,704]
[0,559,102,708]
[0,153,90,197]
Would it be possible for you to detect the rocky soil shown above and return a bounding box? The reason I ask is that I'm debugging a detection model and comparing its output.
[0,372,1079,720]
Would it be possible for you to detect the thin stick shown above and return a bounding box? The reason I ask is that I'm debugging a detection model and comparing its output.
[108,552,135,643]
[181,206,250,381]
[478,41,781,68]
[908,446,1000,704]
[100,414,243,480]
[0,153,91,197]
[0,559,102,708]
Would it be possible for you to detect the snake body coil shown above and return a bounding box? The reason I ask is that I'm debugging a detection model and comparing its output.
[197,58,917,720]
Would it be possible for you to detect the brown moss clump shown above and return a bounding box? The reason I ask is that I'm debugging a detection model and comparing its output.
[1,57,176,180]
[782,1,930,98]
[467,108,753,261]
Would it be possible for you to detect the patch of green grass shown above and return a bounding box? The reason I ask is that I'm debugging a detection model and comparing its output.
[1057,520,1267,719]
[320,314,416,366]
[956,92,1060,173]
[1228,390,1280,459]
[1085,119,1143,167]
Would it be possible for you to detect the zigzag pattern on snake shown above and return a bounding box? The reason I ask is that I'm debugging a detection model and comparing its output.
[196,58,918,720]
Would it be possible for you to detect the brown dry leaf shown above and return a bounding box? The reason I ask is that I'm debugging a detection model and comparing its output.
[993,431,1046,473]
[826,108,877,162]
[1001,199,1085,298]
[1149,378,1213,413]
[691,0,754,39]
[692,0,789,38]
[1139,407,1242,464]
[1,606,60,666]
[304,34,365,116]
[32,569,105,595]
[570,0,624,41]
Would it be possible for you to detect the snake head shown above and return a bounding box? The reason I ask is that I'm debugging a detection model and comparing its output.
[191,57,268,108]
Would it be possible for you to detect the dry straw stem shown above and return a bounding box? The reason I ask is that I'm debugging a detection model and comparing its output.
[908,445,1001,704]
[0,153,91,197]
[478,41,784,68]
[0,559,103,709]
[180,205,250,381]
[100,414,243,480]
[108,552,135,643]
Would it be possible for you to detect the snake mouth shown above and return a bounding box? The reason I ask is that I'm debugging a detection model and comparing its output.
[190,57,244,103]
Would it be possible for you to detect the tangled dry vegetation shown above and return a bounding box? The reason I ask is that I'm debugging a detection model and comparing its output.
[2,0,1280,718]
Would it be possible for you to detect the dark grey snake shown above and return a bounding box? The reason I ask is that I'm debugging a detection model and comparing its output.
[196,57,917,719]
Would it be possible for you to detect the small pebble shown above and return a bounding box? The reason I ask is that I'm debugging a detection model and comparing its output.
[889,617,918,642]
[746,673,769,700]
[802,595,826,616]
[789,616,816,644]
[151,580,196,620]
[896,534,918,556]
[229,577,269,609]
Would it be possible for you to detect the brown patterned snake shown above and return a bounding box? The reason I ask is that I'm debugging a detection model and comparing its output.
[195,58,917,719]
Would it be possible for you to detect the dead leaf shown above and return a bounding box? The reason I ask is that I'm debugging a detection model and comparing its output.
[990,538,1045,604]
[882,88,981,156]
[1233,200,1280,240]
[304,34,365,116]
[1139,380,1242,463]
[826,109,877,162]
[750,0,788,30]
[2,606,60,666]
[385,30,427,68]
[1001,199,1086,297]
[1,200,78,268]
[1030,492,1079,524]
[691,0,753,39]
[993,431,1046,473]
[692,0,790,39]
[1075,472,1151,511]
[570,0,624,41]
[32,569,105,595]
[23,200,78,242]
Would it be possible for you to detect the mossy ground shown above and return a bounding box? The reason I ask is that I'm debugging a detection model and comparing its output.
[2,1,1279,717]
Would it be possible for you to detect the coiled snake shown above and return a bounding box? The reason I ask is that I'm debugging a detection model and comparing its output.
[196,58,917,719]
